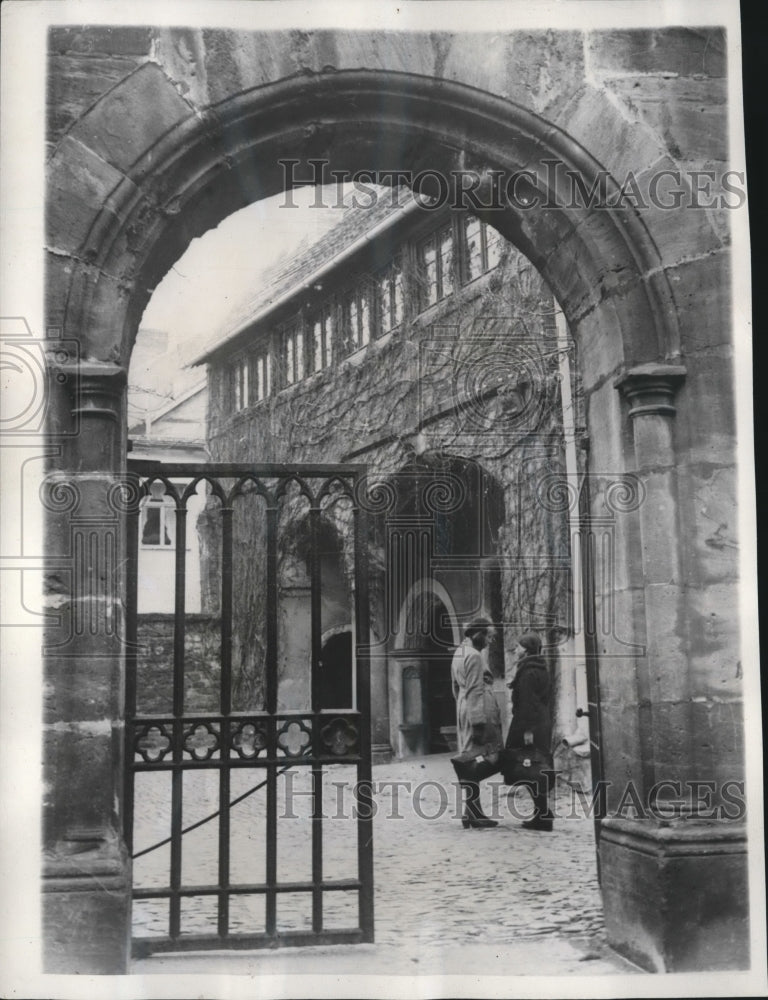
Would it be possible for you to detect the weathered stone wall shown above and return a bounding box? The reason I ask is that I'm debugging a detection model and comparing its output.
[135,614,221,714]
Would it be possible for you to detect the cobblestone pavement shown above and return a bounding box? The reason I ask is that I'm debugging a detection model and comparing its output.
[131,753,638,977]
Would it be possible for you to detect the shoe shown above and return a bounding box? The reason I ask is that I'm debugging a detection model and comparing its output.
[463,796,499,829]
[456,777,498,828]
[463,813,499,829]
[521,816,553,831]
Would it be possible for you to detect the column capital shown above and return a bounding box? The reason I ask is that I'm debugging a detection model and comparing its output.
[52,360,127,421]
[615,364,686,418]
[47,360,127,472]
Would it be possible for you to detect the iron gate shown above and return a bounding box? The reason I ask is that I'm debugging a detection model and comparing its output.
[124,462,373,955]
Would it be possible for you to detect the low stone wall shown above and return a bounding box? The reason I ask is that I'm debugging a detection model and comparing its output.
[136,613,221,714]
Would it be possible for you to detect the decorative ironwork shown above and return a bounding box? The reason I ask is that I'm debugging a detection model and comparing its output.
[321,717,359,756]
[231,720,268,759]
[276,719,312,757]
[125,462,373,956]
[134,723,172,763]
[183,721,220,760]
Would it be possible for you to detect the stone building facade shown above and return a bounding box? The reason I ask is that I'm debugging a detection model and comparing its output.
[39,19,752,976]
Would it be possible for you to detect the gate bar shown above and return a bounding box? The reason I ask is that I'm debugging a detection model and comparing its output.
[128,461,367,478]
[169,495,188,940]
[220,502,234,715]
[134,928,365,957]
[265,504,279,935]
[173,501,188,716]
[123,487,140,855]
[309,506,324,932]
[354,495,374,942]
[310,507,322,712]
[218,502,234,936]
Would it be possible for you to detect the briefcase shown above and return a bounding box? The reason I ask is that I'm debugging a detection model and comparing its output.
[499,746,554,787]
[450,749,500,783]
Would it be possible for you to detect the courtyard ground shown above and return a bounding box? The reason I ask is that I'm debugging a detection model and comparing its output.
[130,752,640,981]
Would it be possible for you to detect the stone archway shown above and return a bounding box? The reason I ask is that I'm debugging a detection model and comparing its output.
[43,29,745,975]
[48,68,678,368]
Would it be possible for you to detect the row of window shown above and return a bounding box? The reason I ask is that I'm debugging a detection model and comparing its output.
[229,215,502,410]
[418,216,501,309]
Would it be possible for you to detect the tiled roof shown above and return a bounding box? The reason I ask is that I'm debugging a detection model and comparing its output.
[191,185,415,364]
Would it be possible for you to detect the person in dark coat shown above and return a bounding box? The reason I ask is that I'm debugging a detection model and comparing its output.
[505,630,554,830]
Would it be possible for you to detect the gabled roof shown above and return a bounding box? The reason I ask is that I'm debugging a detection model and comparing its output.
[127,377,207,436]
[190,186,422,366]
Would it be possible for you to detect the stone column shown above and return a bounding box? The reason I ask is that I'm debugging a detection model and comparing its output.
[370,652,393,763]
[42,362,132,974]
[614,363,689,786]
[598,364,749,972]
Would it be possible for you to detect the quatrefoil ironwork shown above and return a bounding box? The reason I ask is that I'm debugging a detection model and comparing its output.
[276,719,312,757]
[135,723,171,763]
[183,722,219,760]
[231,721,268,759]
[321,717,358,756]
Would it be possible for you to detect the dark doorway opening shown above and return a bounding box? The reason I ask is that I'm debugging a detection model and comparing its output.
[319,631,353,710]
[423,602,456,753]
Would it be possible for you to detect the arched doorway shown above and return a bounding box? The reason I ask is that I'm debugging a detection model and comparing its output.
[385,456,505,758]
[42,38,746,975]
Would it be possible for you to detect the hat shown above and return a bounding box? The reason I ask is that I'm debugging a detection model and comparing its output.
[518,630,542,654]
[464,617,493,638]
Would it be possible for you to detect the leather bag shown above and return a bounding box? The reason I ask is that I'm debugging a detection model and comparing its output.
[499,746,554,788]
[450,749,499,783]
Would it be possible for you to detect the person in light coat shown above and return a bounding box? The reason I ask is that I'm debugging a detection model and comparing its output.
[450,618,501,828]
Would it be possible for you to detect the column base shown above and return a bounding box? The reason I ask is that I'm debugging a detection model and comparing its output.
[599,817,749,972]
[371,742,393,764]
[43,833,131,974]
